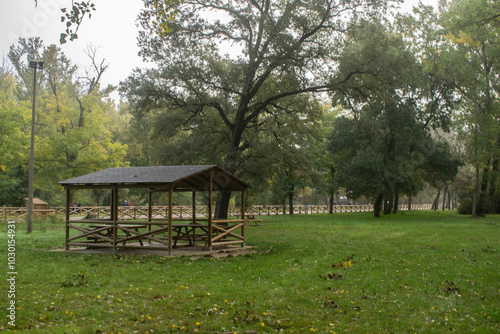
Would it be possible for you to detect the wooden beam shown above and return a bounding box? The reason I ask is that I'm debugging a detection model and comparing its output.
[208,172,213,251]
[211,240,246,247]
[66,242,170,251]
[64,183,170,190]
[192,191,196,224]
[148,190,152,244]
[66,224,114,243]
[241,190,246,247]
[64,183,248,192]
[112,187,118,254]
[211,223,244,242]
[65,188,71,250]
[168,186,173,256]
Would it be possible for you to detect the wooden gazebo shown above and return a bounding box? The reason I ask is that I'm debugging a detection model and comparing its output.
[58,165,250,255]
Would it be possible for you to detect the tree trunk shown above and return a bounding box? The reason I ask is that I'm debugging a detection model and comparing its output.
[471,105,480,218]
[288,188,294,215]
[215,124,245,218]
[329,192,334,214]
[489,149,499,213]
[384,195,393,215]
[374,193,383,218]
[472,166,479,218]
[448,185,454,211]
[328,166,336,214]
[215,192,231,219]
[407,195,412,211]
[442,185,448,211]
[392,192,399,214]
[478,165,490,216]
[431,187,441,211]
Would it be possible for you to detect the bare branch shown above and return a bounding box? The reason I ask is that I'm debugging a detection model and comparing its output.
[82,44,108,95]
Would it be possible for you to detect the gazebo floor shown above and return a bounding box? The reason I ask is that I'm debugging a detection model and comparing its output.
[51,243,255,259]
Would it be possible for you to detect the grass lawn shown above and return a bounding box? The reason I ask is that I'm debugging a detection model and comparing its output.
[0,211,499,333]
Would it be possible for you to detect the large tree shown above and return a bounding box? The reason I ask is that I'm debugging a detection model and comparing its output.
[8,38,128,204]
[442,0,500,216]
[0,62,32,206]
[328,19,460,217]
[122,0,398,218]
[256,95,324,214]
[397,0,500,216]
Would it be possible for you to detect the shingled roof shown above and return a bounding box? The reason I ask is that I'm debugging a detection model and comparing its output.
[58,165,250,191]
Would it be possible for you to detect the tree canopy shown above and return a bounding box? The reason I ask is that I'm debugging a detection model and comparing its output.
[3,38,128,205]
[396,0,500,215]
[122,0,400,217]
[327,19,463,217]
[5,0,495,217]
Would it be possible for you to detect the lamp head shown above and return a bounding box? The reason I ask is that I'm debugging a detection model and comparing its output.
[29,61,44,69]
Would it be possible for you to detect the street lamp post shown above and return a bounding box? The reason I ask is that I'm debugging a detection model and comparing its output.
[27,60,43,234]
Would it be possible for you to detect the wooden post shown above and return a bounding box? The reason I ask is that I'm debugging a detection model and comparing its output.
[208,172,213,251]
[148,190,152,244]
[112,187,118,254]
[168,186,173,256]
[192,191,196,224]
[65,188,71,250]
[241,190,245,248]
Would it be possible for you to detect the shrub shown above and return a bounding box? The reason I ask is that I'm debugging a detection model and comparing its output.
[457,196,487,216]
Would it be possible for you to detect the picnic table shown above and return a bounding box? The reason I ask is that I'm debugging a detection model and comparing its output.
[171,223,209,247]
[235,214,262,226]
[88,224,148,246]
[88,223,211,248]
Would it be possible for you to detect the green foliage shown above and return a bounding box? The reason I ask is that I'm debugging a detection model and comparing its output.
[421,143,463,188]
[0,167,29,207]
[0,69,32,206]
[328,20,460,215]
[410,0,500,215]
[3,38,128,206]
[0,211,499,333]
[34,0,184,44]
[59,1,96,44]
[143,0,184,36]
[123,0,399,217]
[457,196,488,216]
[0,82,30,177]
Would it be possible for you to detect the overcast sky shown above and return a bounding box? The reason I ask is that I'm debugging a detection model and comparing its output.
[1,0,144,102]
[1,0,438,103]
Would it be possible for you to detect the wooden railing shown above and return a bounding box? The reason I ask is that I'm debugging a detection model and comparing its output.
[1,204,433,221]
